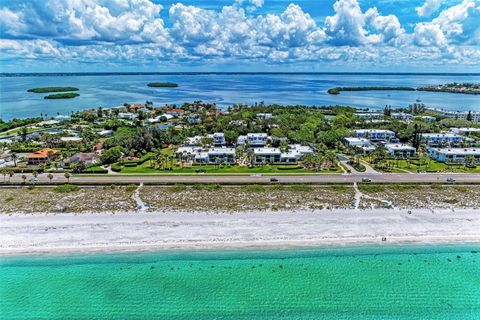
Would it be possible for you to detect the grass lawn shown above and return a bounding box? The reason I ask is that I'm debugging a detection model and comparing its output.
[118,162,342,175]
[369,157,480,173]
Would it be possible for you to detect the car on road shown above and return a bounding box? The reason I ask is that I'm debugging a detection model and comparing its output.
[251,174,262,177]
[447,177,455,182]
[195,169,206,173]
[362,178,372,183]
[270,178,278,182]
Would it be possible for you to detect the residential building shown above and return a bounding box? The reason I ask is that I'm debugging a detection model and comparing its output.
[26,148,60,165]
[118,112,134,120]
[247,133,268,147]
[354,129,396,142]
[354,113,384,119]
[209,132,225,146]
[391,112,414,121]
[65,152,99,165]
[344,137,375,154]
[166,108,184,117]
[428,147,480,163]
[253,147,281,163]
[450,128,480,136]
[428,109,480,123]
[184,136,203,146]
[98,129,113,136]
[256,113,273,120]
[385,144,416,157]
[206,147,236,163]
[60,137,83,142]
[420,133,465,146]
[280,144,314,162]
[417,116,436,123]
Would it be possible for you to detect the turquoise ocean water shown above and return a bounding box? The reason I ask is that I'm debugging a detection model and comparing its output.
[1,245,479,319]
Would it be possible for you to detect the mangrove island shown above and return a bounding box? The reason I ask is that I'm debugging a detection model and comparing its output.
[44,92,80,99]
[28,87,79,93]
[147,82,178,88]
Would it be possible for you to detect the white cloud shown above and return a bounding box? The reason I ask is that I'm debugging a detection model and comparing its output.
[414,0,480,46]
[416,0,443,17]
[0,0,479,69]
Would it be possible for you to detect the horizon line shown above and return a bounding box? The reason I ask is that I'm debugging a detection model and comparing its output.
[2,72,480,77]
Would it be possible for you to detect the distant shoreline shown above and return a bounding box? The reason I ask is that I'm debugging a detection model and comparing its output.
[2,72,480,77]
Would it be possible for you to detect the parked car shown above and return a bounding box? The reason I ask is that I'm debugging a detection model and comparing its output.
[270,178,279,182]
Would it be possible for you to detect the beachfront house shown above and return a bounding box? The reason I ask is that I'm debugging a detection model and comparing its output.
[65,152,99,165]
[428,147,480,164]
[26,148,60,165]
[253,148,281,163]
[429,109,480,123]
[206,147,236,163]
[354,129,396,142]
[280,145,314,163]
[344,137,375,154]
[247,133,268,147]
[420,133,465,147]
[385,144,417,158]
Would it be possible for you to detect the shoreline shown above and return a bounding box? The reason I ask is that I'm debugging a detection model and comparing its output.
[2,208,479,257]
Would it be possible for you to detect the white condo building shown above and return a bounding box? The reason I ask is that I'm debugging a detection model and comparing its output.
[428,148,480,163]
[385,144,416,157]
[354,129,396,142]
[420,133,465,146]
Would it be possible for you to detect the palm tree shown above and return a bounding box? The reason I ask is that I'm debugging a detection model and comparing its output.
[32,171,38,184]
[1,168,6,183]
[10,152,18,167]
[8,170,14,183]
[21,174,27,184]
[64,172,71,183]
[47,173,54,183]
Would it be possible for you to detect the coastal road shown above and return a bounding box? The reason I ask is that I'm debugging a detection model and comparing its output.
[5,172,480,184]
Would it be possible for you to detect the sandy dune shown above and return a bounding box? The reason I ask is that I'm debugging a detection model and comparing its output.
[1,208,479,255]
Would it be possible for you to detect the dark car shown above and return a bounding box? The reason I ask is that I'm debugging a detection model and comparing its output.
[195,169,206,173]
[362,178,372,183]
[270,178,279,182]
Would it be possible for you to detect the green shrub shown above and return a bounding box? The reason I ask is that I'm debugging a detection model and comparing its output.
[53,184,80,193]
[126,184,138,192]
[242,184,266,192]
[111,163,123,172]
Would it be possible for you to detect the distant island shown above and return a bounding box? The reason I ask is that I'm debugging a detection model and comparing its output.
[147,82,178,88]
[44,92,80,99]
[28,87,79,93]
[328,83,480,95]
[417,83,480,95]
[327,87,415,95]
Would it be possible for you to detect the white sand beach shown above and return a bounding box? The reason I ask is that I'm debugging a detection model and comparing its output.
[1,208,480,255]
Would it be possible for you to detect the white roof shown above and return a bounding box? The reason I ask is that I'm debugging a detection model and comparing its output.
[247,133,268,137]
[254,147,281,155]
[345,137,371,144]
[289,144,314,153]
[430,148,480,156]
[208,147,235,155]
[176,146,202,154]
[60,137,83,142]
[386,143,416,151]
[354,129,395,134]
[421,133,463,138]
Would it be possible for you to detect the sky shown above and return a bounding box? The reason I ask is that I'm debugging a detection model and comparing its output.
[0,0,479,73]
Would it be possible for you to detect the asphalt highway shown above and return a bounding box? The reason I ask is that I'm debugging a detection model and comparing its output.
[6,172,480,184]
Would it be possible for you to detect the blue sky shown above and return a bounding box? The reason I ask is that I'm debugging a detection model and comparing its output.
[0,0,479,72]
